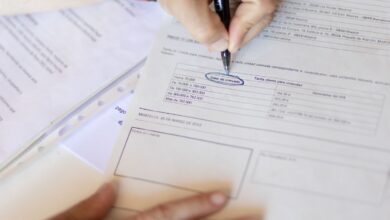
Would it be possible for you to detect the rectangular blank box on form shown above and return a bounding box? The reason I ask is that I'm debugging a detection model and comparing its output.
[115,128,253,198]
[252,151,389,204]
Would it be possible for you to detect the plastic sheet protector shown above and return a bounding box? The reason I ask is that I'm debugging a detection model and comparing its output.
[0,0,164,168]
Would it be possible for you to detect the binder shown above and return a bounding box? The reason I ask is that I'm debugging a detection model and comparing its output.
[0,58,144,178]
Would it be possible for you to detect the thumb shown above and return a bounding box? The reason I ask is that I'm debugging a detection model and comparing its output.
[160,0,229,51]
[49,182,117,220]
[229,0,279,53]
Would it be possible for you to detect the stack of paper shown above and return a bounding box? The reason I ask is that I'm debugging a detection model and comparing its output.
[0,0,166,168]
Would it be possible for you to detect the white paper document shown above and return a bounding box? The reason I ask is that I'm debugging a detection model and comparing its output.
[63,93,133,172]
[0,0,101,16]
[108,1,390,219]
[0,0,165,166]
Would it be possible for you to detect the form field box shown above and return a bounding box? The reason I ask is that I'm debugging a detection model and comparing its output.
[115,127,252,198]
[252,151,389,203]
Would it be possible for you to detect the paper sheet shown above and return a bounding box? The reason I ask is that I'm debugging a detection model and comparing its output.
[0,0,101,16]
[0,146,106,220]
[0,0,166,166]
[0,143,139,220]
[63,93,132,172]
[107,0,390,219]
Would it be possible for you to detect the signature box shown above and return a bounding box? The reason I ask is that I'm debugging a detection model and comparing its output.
[115,127,253,198]
[252,151,389,203]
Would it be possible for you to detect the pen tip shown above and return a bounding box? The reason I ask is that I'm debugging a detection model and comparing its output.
[224,66,230,75]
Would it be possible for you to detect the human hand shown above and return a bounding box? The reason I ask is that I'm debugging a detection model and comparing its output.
[159,0,281,53]
[50,182,258,220]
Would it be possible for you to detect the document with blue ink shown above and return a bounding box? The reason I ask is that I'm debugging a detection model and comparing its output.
[107,1,390,219]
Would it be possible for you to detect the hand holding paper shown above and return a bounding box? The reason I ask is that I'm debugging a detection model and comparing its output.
[107,0,390,219]
[50,182,255,220]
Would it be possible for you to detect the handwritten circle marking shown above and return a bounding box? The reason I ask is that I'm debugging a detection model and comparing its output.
[205,72,244,86]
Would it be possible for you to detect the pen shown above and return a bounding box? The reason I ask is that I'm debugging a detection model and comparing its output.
[214,0,231,75]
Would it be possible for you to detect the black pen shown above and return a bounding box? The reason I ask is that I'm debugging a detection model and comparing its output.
[214,0,231,75]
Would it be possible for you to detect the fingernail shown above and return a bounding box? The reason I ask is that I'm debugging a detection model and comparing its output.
[210,192,227,206]
[229,44,239,54]
[208,38,229,52]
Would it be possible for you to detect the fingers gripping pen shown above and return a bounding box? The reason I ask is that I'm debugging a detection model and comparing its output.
[214,0,231,75]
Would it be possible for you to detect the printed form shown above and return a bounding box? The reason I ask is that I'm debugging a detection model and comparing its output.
[108,0,390,219]
[0,0,164,166]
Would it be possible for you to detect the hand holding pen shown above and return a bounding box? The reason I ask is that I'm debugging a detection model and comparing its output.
[214,0,232,74]
[159,0,280,53]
